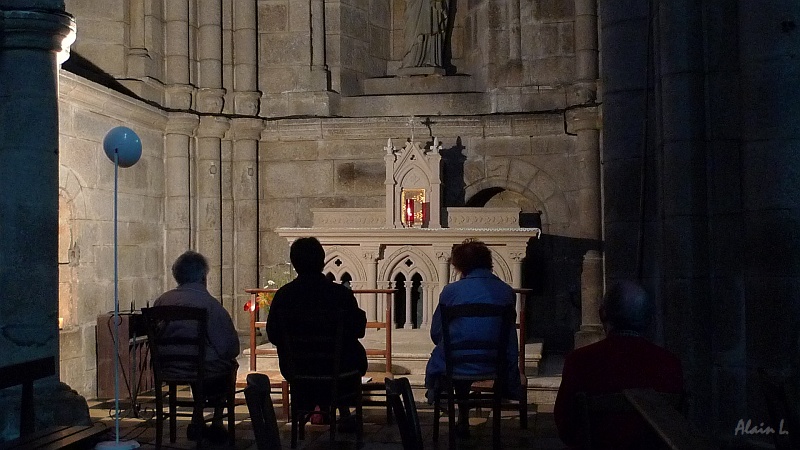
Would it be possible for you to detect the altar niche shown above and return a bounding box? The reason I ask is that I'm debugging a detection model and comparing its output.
[276,137,540,331]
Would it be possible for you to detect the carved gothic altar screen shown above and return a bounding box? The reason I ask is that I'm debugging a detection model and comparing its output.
[276,138,540,329]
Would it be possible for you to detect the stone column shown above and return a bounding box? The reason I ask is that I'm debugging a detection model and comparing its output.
[403,279,413,329]
[572,108,604,348]
[164,0,193,109]
[420,281,434,329]
[360,247,380,321]
[0,4,75,367]
[230,118,263,330]
[232,0,260,115]
[127,0,150,77]
[508,249,525,316]
[195,116,230,298]
[433,247,451,321]
[310,0,329,86]
[164,113,200,285]
[0,5,90,440]
[508,0,521,60]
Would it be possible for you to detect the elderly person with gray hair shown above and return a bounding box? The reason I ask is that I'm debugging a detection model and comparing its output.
[153,250,240,443]
[554,281,683,449]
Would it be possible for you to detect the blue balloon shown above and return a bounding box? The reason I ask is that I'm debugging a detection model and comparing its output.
[103,126,142,168]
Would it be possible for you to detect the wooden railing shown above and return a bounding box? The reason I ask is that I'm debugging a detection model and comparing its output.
[245,288,396,372]
[245,287,531,377]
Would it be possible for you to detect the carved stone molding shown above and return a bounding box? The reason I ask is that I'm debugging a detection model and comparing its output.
[311,208,384,228]
[165,112,199,136]
[446,207,521,228]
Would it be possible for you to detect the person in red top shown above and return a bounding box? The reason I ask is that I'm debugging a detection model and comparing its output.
[554,281,683,449]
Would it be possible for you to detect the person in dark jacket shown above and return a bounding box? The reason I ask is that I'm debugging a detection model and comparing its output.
[267,237,367,429]
[554,281,683,449]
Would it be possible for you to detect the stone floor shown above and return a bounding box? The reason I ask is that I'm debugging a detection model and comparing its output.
[89,393,568,449]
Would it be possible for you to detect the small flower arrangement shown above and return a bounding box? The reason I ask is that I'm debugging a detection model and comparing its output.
[244,263,294,317]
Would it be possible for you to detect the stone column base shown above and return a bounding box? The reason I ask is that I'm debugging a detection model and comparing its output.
[574,325,604,349]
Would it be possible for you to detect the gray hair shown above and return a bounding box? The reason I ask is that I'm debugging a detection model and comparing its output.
[602,281,653,333]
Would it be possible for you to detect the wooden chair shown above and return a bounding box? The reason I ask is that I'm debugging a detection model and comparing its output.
[359,289,395,420]
[278,306,363,448]
[141,306,236,450]
[472,288,531,429]
[386,377,423,450]
[432,303,516,450]
[243,373,282,450]
[244,288,290,420]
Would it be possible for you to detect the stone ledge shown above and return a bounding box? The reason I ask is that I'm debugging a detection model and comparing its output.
[362,74,476,96]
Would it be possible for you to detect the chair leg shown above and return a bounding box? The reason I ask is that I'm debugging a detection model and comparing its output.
[154,384,164,450]
[329,406,337,445]
[493,393,502,450]
[290,408,299,449]
[448,390,457,450]
[228,383,236,446]
[168,384,177,443]
[519,395,528,429]
[432,390,440,445]
[356,398,364,448]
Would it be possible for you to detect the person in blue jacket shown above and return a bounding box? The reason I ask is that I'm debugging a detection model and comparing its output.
[424,238,522,436]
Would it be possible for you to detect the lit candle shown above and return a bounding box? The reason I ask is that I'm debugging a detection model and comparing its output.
[58,317,64,330]
[405,198,414,226]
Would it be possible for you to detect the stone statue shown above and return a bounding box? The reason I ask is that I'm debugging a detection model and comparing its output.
[401,0,449,70]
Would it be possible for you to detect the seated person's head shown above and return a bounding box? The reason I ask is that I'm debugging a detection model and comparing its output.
[172,250,209,286]
[450,238,493,277]
[600,281,653,334]
[290,237,326,275]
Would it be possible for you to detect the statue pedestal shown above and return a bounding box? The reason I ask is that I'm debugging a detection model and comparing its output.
[396,66,446,76]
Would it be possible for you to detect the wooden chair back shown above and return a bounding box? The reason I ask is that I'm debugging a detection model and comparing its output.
[386,377,423,450]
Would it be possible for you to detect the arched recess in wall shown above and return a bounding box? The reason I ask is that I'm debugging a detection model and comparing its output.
[463,158,573,233]
[463,158,577,351]
[58,166,88,330]
[379,246,438,329]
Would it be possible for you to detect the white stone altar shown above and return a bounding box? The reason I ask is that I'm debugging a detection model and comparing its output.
[277,138,540,329]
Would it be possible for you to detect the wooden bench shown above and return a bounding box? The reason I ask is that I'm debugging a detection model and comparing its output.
[0,357,108,450]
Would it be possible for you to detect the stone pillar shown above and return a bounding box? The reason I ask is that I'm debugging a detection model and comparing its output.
[0,4,75,368]
[195,116,230,298]
[420,281,434,329]
[0,5,90,441]
[575,250,604,348]
[164,0,193,109]
[571,108,604,348]
[230,118,263,330]
[310,0,329,87]
[508,0,521,60]
[433,247,451,321]
[127,0,150,77]
[360,247,380,321]
[232,0,260,115]
[403,279,413,329]
[164,113,199,285]
[506,248,524,319]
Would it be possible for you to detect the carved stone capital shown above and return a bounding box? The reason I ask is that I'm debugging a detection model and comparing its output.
[229,117,264,141]
[197,116,230,139]
[435,250,451,263]
[0,9,76,58]
[165,84,195,110]
[165,112,199,136]
[196,88,227,114]
[233,91,261,116]
[509,251,526,262]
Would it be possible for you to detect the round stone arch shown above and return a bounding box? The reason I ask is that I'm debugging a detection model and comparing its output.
[464,165,572,233]
[379,245,438,284]
[57,165,88,330]
[324,245,367,283]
